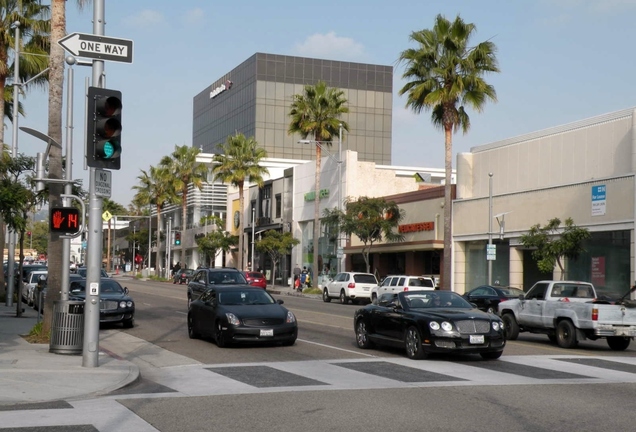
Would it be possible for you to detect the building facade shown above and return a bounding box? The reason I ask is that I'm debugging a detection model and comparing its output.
[452,108,636,298]
[192,52,393,164]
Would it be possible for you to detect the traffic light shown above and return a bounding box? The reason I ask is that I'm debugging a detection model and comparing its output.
[86,86,122,170]
[175,232,181,245]
[49,207,81,235]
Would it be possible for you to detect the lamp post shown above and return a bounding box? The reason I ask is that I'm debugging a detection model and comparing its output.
[251,207,255,271]
[298,135,343,280]
[488,173,493,285]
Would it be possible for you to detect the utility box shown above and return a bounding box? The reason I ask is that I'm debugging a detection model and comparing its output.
[49,300,85,355]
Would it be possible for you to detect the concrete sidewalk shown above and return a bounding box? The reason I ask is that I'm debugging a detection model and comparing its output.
[0,302,139,406]
[0,281,317,406]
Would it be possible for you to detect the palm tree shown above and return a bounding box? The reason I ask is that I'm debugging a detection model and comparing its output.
[398,14,499,290]
[0,0,49,301]
[211,133,269,271]
[43,0,90,335]
[133,165,179,275]
[159,145,208,249]
[288,80,349,284]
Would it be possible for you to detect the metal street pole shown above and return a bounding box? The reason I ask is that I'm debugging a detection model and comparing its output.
[60,65,74,301]
[166,217,172,278]
[488,172,493,285]
[5,21,20,307]
[83,0,106,368]
[337,123,343,275]
[251,207,255,271]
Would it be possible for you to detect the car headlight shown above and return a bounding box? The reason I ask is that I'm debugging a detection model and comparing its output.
[119,301,127,308]
[441,321,453,332]
[492,321,503,331]
[429,321,440,331]
[126,301,133,308]
[225,312,241,326]
[286,311,296,323]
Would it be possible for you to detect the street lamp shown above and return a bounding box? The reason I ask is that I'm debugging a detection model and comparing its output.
[298,123,344,278]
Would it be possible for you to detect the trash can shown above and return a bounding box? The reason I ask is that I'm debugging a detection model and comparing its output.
[49,300,85,355]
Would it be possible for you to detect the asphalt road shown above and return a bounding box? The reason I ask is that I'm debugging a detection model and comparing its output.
[119,278,636,362]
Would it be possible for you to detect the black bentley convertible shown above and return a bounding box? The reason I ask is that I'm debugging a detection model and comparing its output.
[354,290,505,360]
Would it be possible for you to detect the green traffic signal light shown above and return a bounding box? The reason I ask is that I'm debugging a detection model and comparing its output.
[87,87,122,169]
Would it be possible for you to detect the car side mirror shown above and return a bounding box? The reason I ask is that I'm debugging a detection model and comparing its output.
[470,302,478,308]
[276,299,284,305]
[124,287,129,294]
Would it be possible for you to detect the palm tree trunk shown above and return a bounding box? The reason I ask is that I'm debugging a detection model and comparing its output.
[442,126,453,291]
[182,189,188,264]
[314,143,322,286]
[43,0,67,334]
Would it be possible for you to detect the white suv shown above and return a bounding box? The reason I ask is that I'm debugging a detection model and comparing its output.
[370,275,435,303]
[323,272,379,304]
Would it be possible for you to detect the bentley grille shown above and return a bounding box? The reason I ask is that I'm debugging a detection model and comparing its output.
[455,320,490,334]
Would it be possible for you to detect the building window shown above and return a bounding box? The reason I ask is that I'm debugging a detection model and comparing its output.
[275,193,281,219]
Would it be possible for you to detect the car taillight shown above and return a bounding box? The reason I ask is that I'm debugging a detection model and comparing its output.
[404,287,409,291]
[592,307,598,321]
[348,283,355,289]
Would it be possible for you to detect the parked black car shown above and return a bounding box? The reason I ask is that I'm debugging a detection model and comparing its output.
[75,267,110,278]
[68,278,135,328]
[354,291,506,360]
[187,267,249,306]
[187,286,297,347]
[32,273,84,313]
[463,285,525,313]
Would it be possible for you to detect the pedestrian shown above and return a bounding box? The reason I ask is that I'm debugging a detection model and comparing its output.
[300,266,309,291]
[293,264,301,286]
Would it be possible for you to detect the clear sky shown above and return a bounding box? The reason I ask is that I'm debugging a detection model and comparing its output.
[11,0,636,207]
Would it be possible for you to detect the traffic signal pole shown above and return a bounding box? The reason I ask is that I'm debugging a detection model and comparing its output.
[83,0,105,368]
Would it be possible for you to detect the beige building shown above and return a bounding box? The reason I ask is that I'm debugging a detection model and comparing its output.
[452,108,635,297]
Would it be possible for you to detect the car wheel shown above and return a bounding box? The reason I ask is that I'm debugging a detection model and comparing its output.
[502,313,519,340]
[187,295,192,308]
[187,314,199,339]
[556,320,578,348]
[404,326,427,360]
[355,319,374,349]
[607,336,630,351]
[339,290,348,305]
[122,317,134,328]
[215,321,228,348]
[480,350,503,360]
[322,288,331,303]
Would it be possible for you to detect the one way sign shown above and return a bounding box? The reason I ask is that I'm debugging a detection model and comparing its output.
[58,32,133,64]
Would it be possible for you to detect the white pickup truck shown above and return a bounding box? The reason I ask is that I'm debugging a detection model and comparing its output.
[498,280,636,350]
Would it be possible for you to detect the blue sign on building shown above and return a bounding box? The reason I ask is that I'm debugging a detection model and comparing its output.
[591,185,606,216]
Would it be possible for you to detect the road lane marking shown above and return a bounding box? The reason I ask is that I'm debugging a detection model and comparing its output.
[297,338,377,357]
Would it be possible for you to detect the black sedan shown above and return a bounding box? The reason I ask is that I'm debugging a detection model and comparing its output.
[187,286,297,347]
[69,278,135,328]
[354,291,505,360]
[463,285,525,313]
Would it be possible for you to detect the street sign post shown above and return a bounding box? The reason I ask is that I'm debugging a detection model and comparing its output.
[486,244,496,261]
[58,32,133,63]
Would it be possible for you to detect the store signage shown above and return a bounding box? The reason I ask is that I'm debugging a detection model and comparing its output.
[591,185,606,216]
[209,80,233,99]
[304,189,329,201]
[398,221,434,233]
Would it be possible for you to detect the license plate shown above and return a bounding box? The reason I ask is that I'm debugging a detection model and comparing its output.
[469,335,485,344]
[363,287,369,291]
[260,329,274,337]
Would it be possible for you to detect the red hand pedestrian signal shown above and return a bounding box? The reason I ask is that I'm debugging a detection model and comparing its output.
[49,207,81,235]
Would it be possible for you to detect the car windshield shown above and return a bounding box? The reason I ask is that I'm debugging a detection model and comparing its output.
[70,280,123,294]
[404,291,472,309]
[209,271,247,284]
[500,287,524,297]
[218,290,275,305]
